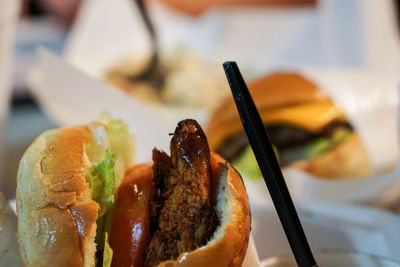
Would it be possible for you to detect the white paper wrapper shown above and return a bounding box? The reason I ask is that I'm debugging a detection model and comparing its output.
[252,203,400,264]
[293,69,400,203]
[289,69,400,204]
[302,68,399,174]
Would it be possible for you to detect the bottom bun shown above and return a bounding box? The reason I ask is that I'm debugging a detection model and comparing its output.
[293,133,371,178]
[148,153,251,267]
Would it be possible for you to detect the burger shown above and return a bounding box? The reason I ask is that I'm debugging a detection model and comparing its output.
[206,72,371,179]
[16,119,250,266]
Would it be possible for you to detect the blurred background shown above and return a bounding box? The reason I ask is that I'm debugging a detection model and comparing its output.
[1,0,400,201]
[2,0,400,203]
[2,0,400,265]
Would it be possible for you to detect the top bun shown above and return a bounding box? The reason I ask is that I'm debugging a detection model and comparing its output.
[206,72,329,150]
[243,72,327,108]
[16,124,110,267]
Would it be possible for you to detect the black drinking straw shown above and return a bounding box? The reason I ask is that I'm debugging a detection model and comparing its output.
[223,61,318,267]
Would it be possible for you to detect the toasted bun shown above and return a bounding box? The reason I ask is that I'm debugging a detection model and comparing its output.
[16,124,109,267]
[206,72,328,150]
[244,72,327,109]
[153,152,251,267]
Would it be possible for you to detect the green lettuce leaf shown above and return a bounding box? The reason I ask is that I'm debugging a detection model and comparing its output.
[233,146,262,180]
[86,118,135,266]
[280,128,352,164]
[233,145,279,180]
[86,149,115,217]
[235,128,353,179]
[86,149,115,266]
[305,128,351,158]
[107,119,135,188]
[103,233,113,267]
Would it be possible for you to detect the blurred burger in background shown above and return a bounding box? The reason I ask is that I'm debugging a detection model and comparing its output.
[206,72,372,180]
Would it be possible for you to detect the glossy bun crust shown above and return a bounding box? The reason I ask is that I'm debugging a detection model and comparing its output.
[16,126,101,267]
[206,72,327,150]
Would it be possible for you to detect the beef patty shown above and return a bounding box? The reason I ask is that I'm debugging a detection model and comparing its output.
[217,121,353,163]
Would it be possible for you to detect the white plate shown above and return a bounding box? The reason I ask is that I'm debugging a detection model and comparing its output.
[251,203,400,263]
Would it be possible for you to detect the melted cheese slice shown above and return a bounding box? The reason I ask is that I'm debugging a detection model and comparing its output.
[260,100,346,133]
